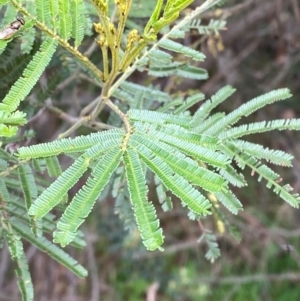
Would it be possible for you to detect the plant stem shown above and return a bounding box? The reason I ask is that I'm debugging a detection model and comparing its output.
[108,0,222,97]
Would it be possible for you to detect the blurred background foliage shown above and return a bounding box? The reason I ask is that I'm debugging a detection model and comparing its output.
[1,0,300,300]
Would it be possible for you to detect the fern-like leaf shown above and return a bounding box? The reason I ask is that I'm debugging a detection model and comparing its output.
[128,109,191,128]
[154,175,173,212]
[133,121,219,149]
[159,38,206,61]
[219,119,300,140]
[54,147,122,246]
[17,129,124,158]
[18,164,37,211]
[6,234,33,301]
[194,112,226,134]
[124,148,164,251]
[223,144,300,208]
[15,253,34,301]
[133,123,229,168]
[70,0,85,48]
[205,88,292,135]
[174,93,205,114]
[217,165,246,188]
[215,189,243,214]
[0,38,58,113]
[21,2,36,54]
[49,0,59,30]
[177,64,208,80]
[191,85,236,127]
[36,0,51,26]
[148,48,172,65]
[201,230,221,263]
[59,0,72,40]
[186,19,227,35]
[130,138,212,216]
[45,156,62,177]
[28,156,90,219]
[132,133,226,192]
[12,220,87,277]
[232,140,294,167]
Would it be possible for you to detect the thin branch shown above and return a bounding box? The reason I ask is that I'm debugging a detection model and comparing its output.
[108,0,222,98]
[86,231,100,301]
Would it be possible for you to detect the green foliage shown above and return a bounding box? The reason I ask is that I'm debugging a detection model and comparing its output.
[0,0,300,300]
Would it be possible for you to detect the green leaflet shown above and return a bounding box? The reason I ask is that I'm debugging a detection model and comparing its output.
[219,119,300,140]
[15,253,34,301]
[194,112,226,134]
[191,85,236,127]
[59,0,72,40]
[131,133,226,192]
[133,121,219,149]
[0,40,8,55]
[176,64,208,80]
[174,93,205,114]
[12,220,87,277]
[130,138,212,216]
[205,88,292,136]
[70,0,85,48]
[149,63,208,80]
[186,19,227,35]
[128,109,191,128]
[217,165,246,188]
[232,140,294,167]
[49,0,59,30]
[124,148,164,251]
[28,156,90,219]
[21,2,36,54]
[0,38,58,113]
[202,230,221,262]
[159,39,206,61]
[45,156,62,177]
[133,123,229,168]
[2,3,16,26]
[155,174,173,212]
[215,190,243,214]
[223,143,300,208]
[36,0,51,26]
[121,81,171,102]
[0,124,18,137]
[54,147,122,246]
[17,129,124,159]
[149,48,173,65]
[6,234,34,301]
[18,164,37,211]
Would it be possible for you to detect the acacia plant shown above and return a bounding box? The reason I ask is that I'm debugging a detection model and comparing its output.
[0,0,300,299]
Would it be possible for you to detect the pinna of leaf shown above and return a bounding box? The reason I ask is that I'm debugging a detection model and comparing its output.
[0,17,25,40]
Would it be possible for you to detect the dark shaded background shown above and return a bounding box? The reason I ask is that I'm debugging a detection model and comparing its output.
[1,0,300,300]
